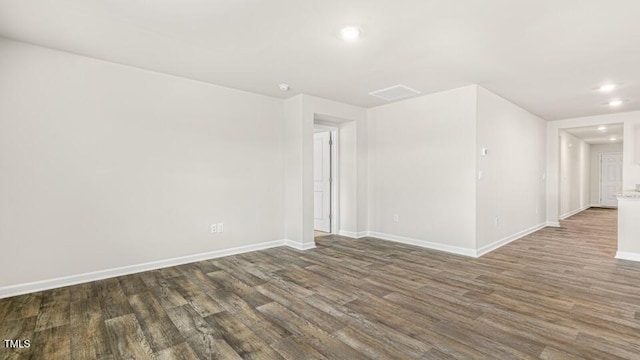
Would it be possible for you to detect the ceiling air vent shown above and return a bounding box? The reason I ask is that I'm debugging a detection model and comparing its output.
[369,84,421,101]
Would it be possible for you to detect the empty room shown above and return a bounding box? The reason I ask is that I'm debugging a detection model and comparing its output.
[2,1,640,359]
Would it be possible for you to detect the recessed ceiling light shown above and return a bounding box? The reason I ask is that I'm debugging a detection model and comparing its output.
[610,137,617,141]
[609,99,623,107]
[340,26,361,41]
[599,84,617,92]
[278,84,290,91]
[598,126,607,131]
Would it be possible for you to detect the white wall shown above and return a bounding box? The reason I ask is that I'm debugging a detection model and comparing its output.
[558,130,590,218]
[0,38,285,288]
[476,87,546,251]
[547,111,640,223]
[366,86,478,251]
[589,143,623,206]
[617,199,640,258]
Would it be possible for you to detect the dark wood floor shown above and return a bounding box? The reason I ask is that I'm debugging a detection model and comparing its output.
[2,208,640,359]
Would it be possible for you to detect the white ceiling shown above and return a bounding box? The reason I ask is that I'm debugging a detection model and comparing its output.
[1,0,639,120]
[565,123,624,144]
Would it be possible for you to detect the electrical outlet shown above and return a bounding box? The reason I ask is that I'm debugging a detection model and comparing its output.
[393,213,399,222]
[210,224,217,233]
[217,222,224,233]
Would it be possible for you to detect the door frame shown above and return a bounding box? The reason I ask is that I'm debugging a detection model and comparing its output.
[313,124,339,234]
[599,152,623,208]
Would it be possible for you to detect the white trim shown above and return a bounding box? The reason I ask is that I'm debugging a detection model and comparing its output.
[615,251,640,262]
[546,221,561,227]
[284,239,317,251]
[476,222,546,257]
[559,205,590,220]
[366,231,477,257]
[0,239,313,299]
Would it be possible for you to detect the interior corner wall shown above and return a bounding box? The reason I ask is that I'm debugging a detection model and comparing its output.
[475,87,547,251]
[0,38,286,288]
[589,143,623,206]
[366,86,478,251]
[558,130,590,218]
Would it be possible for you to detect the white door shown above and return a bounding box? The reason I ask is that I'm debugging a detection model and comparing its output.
[601,153,623,207]
[314,132,331,232]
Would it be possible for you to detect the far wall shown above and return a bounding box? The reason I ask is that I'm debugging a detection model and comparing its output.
[367,86,478,251]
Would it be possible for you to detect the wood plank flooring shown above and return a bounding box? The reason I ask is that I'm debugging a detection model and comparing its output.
[2,208,640,359]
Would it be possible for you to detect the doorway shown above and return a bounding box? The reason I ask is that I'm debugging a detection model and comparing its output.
[313,125,338,234]
[559,123,623,218]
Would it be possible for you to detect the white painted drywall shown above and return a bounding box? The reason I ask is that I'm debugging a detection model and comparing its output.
[338,121,357,234]
[476,87,546,250]
[558,130,590,218]
[589,143,623,206]
[547,111,640,224]
[0,38,285,288]
[366,86,478,250]
[617,198,640,257]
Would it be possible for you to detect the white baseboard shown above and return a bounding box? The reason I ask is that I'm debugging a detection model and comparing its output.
[546,221,561,227]
[559,205,590,220]
[476,222,546,257]
[615,251,640,262]
[338,230,369,238]
[284,239,316,251]
[338,230,357,238]
[0,239,312,299]
[366,231,477,257]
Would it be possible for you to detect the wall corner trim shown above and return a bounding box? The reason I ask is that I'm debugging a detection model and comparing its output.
[615,251,640,262]
[0,239,300,299]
